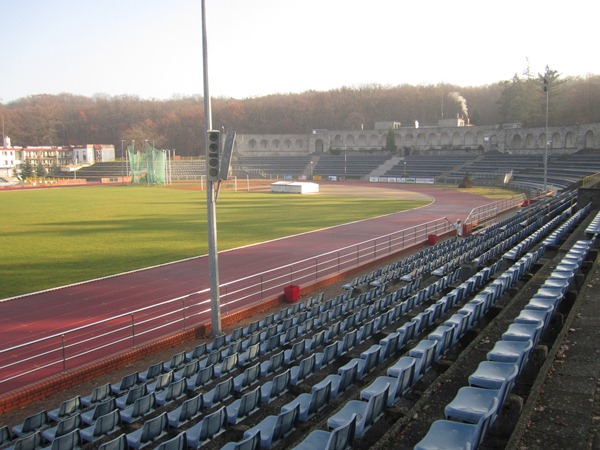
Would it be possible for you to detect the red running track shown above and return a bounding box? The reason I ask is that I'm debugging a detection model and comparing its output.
[0,185,492,394]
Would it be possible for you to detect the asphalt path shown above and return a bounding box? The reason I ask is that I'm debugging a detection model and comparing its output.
[0,183,494,392]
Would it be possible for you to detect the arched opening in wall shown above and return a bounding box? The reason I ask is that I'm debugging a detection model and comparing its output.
[284,139,292,149]
[464,132,475,146]
[526,134,536,148]
[273,139,280,149]
[451,132,461,146]
[369,134,380,147]
[295,139,304,149]
[260,139,268,149]
[315,139,324,153]
[358,134,367,146]
[584,130,595,149]
[551,133,561,149]
[346,135,356,146]
[440,132,450,146]
[249,139,257,149]
[565,132,575,148]
[476,131,485,146]
[334,135,343,147]
[511,134,522,149]
[417,133,426,146]
[538,133,546,149]
[429,133,439,146]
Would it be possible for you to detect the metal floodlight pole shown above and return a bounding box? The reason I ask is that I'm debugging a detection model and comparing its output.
[544,87,549,193]
[202,0,222,337]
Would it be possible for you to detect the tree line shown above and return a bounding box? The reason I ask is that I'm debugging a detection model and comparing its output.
[2,66,600,157]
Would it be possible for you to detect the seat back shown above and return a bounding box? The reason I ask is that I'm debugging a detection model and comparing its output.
[322,342,338,366]
[213,377,234,404]
[117,372,139,392]
[153,371,174,392]
[132,393,156,418]
[211,334,227,351]
[188,343,207,360]
[327,413,357,450]
[296,354,316,383]
[269,350,285,373]
[140,412,168,444]
[273,404,300,443]
[92,398,117,422]
[229,429,260,450]
[220,354,238,375]
[309,379,331,416]
[123,384,147,406]
[264,333,280,353]
[199,406,227,443]
[98,433,126,450]
[156,431,186,450]
[244,343,260,365]
[270,369,291,399]
[363,384,389,429]
[54,414,82,438]
[143,362,164,381]
[230,327,243,343]
[246,332,261,348]
[168,351,186,370]
[96,410,121,437]
[88,383,111,405]
[338,361,358,394]
[49,428,81,450]
[21,410,48,434]
[181,393,204,422]
[164,379,186,403]
[179,360,200,380]
[193,364,214,388]
[243,363,260,386]
[13,431,43,450]
[239,386,261,418]
[289,340,305,363]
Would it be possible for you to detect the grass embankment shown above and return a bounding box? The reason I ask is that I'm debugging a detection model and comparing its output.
[1,185,430,299]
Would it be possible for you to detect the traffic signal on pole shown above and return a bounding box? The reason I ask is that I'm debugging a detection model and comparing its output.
[206,130,220,181]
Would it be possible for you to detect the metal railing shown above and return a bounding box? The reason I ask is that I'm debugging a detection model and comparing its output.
[464,194,526,228]
[0,217,455,393]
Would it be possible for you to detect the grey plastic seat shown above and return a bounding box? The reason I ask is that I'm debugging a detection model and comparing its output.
[120,393,156,424]
[139,361,164,383]
[260,369,291,404]
[312,359,358,399]
[204,377,234,408]
[186,364,215,392]
[155,431,186,450]
[97,433,126,450]
[110,372,140,396]
[290,354,316,386]
[233,362,261,392]
[116,384,147,410]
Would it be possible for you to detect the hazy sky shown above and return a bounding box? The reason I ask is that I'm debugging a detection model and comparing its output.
[1,0,596,103]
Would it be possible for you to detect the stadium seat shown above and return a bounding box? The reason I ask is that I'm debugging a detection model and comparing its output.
[167,393,204,429]
[260,369,291,404]
[327,383,389,438]
[186,406,227,449]
[125,412,169,449]
[81,398,117,426]
[12,410,49,438]
[292,414,356,450]
[204,377,234,409]
[444,386,500,426]
[110,372,140,396]
[280,379,332,422]
[80,409,121,443]
[220,429,260,450]
[81,383,111,408]
[41,414,82,444]
[233,362,261,393]
[468,361,519,408]
[155,431,186,450]
[40,428,81,450]
[243,404,300,450]
[290,354,317,386]
[97,433,126,450]
[226,385,262,425]
[48,396,81,422]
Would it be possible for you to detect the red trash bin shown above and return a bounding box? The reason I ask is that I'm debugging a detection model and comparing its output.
[427,234,438,245]
[284,285,300,303]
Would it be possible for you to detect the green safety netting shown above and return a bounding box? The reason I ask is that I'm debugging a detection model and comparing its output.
[127,143,166,185]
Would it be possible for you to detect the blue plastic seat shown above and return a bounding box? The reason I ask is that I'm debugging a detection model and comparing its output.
[186,406,227,449]
[444,386,500,425]
[327,383,389,438]
[81,383,111,408]
[312,359,358,399]
[290,354,317,386]
[280,379,332,422]
[220,429,260,450]
[12,410,49,438]
[502,322,543,346]
[40,428,81,450]
[260,350,285,378]
[408,339,437,374]
[215,354,239,378]
[167,393,204,429]
[356,345,382,380]
[116,384,147,410]
[234,362,261,393]
[226,385,262,425]
[316,342,339,370]
[97,433,126,450]
[261,369,291,404]
[185,342,207,361]
[468,361,519,408]
[139,361,164,383]
[110,372,140,396]
[238,343,261,367]
[174,360,200,382]
[204,377,234,409]
[81,398,117,426]
[126,412,169,449]
[243,404,299,449]
[48,396,81,423]
[41,414,81,443]
[186,363,215,392]
[80,409,121,443]
[284,340,307,365]
[156,379,186,407]
[487,339,533,373]
[291,413,356,450]
[155,431,186,450]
